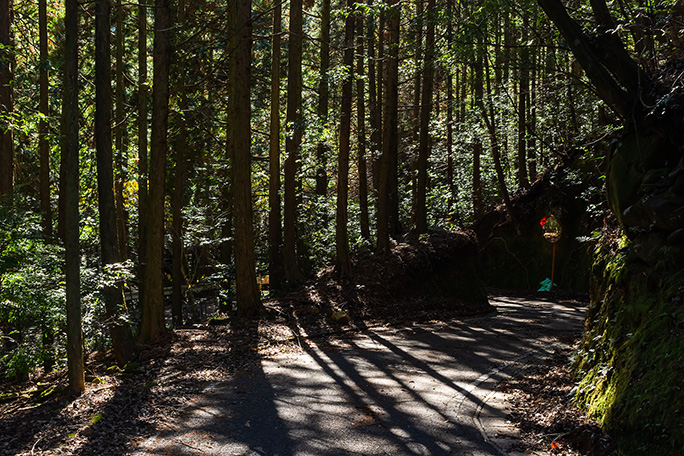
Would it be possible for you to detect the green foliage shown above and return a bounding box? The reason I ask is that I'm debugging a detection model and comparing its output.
[0,196,65,380]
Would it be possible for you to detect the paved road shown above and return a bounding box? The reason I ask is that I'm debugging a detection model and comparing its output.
[133,295,586,456]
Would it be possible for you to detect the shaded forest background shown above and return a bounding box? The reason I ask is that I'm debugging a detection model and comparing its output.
[1,0,684,453]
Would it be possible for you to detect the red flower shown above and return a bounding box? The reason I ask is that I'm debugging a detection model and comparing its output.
[540,217,547,226]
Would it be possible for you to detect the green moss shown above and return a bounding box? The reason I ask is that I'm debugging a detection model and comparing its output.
[574,242,684,455]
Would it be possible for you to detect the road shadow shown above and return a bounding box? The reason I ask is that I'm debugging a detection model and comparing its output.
[131,295,584,455]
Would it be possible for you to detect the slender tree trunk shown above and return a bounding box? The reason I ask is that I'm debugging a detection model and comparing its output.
[115,1,129,259]
[315,0,330,196]
[269,2,284,290]
[356,10,370,241]
[221,0,237,309]
[63,0,84,396]
[39,0,51,241]
[0,0,14,195]
[170,0,187,328]
[335,0,354,277]
[412,0,423,141]
[137,0,149,310]
[517,14,530,189]
[367,1,381,192]
[528,47,538,181]
[387,0,400,239]
[171,99,187,327]
[373,10,384,193]
[283,0,303,282]
[478,48,513,220]
[471,66,483,219]
[234,0,262,317]
[139,0,170,343]
[446,0,454,213]
[376,0,399,254]
[96,0,137,365]
[415,0,434,234]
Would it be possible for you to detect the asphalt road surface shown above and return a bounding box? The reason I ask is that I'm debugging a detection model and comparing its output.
[133,295,586,456]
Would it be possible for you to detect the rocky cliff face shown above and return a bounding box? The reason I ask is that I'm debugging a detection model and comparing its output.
[573,64,684,455]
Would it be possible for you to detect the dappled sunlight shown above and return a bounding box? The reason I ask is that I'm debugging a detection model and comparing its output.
[133,295,586,456]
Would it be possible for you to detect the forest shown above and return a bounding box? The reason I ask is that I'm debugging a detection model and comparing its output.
[1,0,684,454]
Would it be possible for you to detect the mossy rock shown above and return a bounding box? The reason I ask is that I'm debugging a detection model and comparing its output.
[575,239,684,455]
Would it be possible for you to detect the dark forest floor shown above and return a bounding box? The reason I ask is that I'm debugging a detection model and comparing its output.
[0,300,619,456]
[1,236,620,455]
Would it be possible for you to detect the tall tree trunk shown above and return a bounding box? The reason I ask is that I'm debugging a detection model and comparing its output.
[367,0,381,192]
[387,0,400,240]
[471,66,483,219]
[0,0,14,195]
[356,9,370,241]
[63,0,84,396]
[220,0,237,309]
[39,0,52,241]
[517,14,530,189]
[412,0,422,141]
[315,0,330,196]
[373,10,384,193]
[171,122,186,327]
[283,0,303,282]
[140,0,170,343]
[269,1,284,290]
[445,0,454,213]
[376,0,399,254]
[477,47,513,220]
[137,0,149,311]
[415,0,434,234]
[335,0,354,277]
[95,0,137,365]
[170,0,187,328]
[528,46,538,181]
[115,1,129,259]
[233,0,262,317]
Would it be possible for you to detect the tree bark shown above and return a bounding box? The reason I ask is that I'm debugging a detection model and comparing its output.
[0,0,14,195]
[356,9,370,242]
[412,0,423,141]
[335,0,354,277]
[137,0,149,311]
[315,0,330,196]
[387,5,401,240]
[283,0,303,283]
[39,0,51,241]
[63,0,84,396]
[376,0,399,254]
[114,0,129,259]
[233,0,261,317]
[268,2,284,290]
[170,0,188,328]
[96,0,137,365]
[139,0,170,343]
[171,102,187,328]
[368,0,381,193]
[415,0,434,234]
[446,0,454,213]
[517,13,530,189]
[537,0,643,118]
[477,47,513,220]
